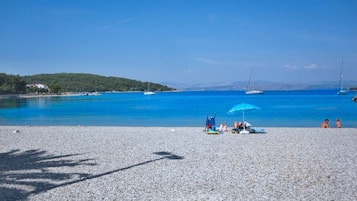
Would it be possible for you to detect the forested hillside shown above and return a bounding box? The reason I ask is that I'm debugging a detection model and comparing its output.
[22,73,174,92]
[0,73,174,94]
[0,73,27,94]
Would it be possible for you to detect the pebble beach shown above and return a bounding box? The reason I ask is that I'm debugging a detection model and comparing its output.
[1,126,356,200]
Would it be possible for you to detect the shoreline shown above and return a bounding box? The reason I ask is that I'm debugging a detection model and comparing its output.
[0,93,75,99]
[0,90,179,99]
[1,126,356,200]
[1,125,356,128]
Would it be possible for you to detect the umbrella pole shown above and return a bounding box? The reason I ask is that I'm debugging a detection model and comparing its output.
[240,110,250,134]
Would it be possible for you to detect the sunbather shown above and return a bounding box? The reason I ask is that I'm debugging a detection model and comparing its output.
[232,121,243,132]
[219,123,228,132]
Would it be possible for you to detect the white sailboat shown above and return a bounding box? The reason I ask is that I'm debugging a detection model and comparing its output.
[245,68,264,95]
[144,81,156,95]
[337,60,348,95]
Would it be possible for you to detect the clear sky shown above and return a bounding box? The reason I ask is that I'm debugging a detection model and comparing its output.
[1,0,356,85]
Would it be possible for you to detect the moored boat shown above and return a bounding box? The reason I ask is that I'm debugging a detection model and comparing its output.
[245,90,264,95]
[144,91,156,95]
[144,80,156,95]
[245,68,264,95]
[81,92,101,96]
[337,60,349,95]
[337,89,349,95]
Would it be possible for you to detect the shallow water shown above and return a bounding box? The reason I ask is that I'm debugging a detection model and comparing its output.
[0,90,356,127]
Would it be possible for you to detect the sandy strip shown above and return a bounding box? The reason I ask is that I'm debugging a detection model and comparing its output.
[1,126,356,200]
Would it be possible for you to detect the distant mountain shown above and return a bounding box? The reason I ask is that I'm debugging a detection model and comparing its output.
[163,80,357,91]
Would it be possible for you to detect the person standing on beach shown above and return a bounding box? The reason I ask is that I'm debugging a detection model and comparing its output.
[321,119,329,128]
[336,118,341,128]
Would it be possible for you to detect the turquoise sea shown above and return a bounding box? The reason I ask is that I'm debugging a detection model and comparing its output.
[0,90,356,127]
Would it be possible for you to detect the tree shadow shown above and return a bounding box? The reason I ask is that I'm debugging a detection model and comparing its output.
[0,149,183,201]
[0,149,96,201]
[39,151,184,192]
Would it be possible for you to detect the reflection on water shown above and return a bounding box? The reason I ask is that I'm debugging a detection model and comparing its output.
[0,96,71,109]
[0,97,22,109]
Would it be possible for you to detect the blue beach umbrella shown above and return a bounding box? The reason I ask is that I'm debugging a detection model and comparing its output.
[227,103,260,123]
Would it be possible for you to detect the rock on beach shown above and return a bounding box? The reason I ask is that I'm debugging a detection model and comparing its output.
[0,126,356,200]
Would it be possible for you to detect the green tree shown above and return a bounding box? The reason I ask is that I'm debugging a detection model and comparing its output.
[49,84,62,94]
[0,73,26,94]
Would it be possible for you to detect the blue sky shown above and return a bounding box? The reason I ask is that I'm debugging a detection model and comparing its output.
[1,0,356,85]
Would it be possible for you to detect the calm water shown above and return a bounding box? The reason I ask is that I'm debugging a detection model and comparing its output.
[0,90,356,127]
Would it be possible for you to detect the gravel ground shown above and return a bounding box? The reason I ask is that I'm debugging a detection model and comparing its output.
[1,126,356,201]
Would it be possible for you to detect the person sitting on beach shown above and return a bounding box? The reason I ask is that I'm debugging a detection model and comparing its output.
[219,123,228,132]
[234,121,238,129]
[233,121,244,129]
[232,121,241,133]
[336,118,341,128]
[321,119,329,128]
[232,121,246,133]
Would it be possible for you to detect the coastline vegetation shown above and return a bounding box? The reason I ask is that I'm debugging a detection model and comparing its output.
[0,73,175,95]
[0,73,27,94]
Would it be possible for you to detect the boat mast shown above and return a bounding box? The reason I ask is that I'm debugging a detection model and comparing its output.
[339,60,344,90]
[246,69,254,91]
